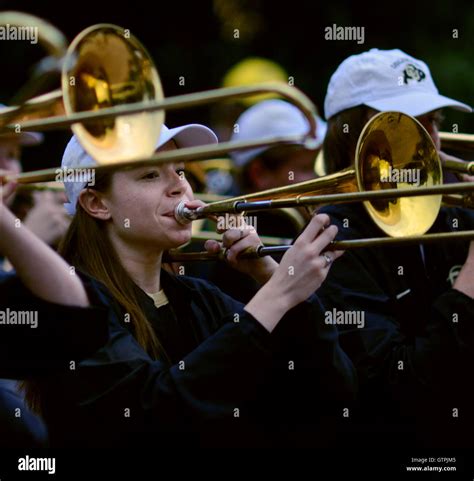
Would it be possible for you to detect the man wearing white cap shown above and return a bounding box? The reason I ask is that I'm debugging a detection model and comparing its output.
[322,48,471,172]
[316,48,474,448]
[231,99,327,193]
[0,104,69,264]
[230,99,327,243]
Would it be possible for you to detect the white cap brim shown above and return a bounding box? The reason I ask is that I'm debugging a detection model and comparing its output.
[231,117,327,168]
[157,124,217,149]
[366,92,472,117]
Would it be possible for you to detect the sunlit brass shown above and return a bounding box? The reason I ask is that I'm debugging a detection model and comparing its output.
[163,230,474,262]
[439,131,474,163]
[2,15,472,260]
[0,16,164,164]
[176,112,446,237]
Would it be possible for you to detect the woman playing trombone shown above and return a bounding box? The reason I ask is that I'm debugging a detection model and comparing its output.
[22,123,356,448]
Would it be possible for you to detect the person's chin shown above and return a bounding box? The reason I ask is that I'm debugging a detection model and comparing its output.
[168,231,192,248]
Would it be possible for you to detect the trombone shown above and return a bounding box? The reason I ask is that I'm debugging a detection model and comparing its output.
[0,12,319,184]
[0,13,319,253]
[176,112,474,235]
[0,12,68,106]
[439,131,474,161]
[1,15,473,261]
[168,111,474,261]
[164,230,474,262]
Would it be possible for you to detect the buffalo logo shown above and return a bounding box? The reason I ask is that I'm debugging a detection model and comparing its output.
[447,265,462,286]
[403,64,426,84]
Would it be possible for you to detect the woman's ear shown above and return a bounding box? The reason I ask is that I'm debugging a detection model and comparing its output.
[78,189,111,220]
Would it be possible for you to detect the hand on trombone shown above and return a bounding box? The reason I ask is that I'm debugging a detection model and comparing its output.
[0,169,17,204]
[244,213,344,332]
[182,201,344,294]
[184,199,279,285]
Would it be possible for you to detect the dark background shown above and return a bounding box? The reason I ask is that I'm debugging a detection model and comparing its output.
[0,0,473,169]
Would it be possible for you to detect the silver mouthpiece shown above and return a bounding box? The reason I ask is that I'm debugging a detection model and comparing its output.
[174,201,202,225]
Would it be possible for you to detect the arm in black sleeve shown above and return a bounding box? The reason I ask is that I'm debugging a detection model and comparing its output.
[186,279,357,402]
[0,272,108,378]
[268,293,357,402]
[60,280,356,440]
[59,306,273,436]
[317,244,474,404]
[201,283,357,443]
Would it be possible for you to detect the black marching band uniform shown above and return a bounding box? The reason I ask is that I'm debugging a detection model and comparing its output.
[317,204,474,448]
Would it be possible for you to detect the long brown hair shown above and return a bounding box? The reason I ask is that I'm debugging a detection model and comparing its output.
[22,170,163,412]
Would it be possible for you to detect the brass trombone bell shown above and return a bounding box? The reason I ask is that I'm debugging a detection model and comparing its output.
[174,112,474,238]
[314,131,474,179]
[0,15,319,184]
[62,24,164,165]
[0,19,164,165]
[355,111,441,237]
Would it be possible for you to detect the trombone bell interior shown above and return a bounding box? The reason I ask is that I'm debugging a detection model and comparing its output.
[356,112,442,237]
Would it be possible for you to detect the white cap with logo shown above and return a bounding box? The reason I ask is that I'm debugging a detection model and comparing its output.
[230,99,327,168]
[324,48,472,119]
[61,123,218,215]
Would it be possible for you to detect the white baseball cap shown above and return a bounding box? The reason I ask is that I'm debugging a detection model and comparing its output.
[230,99,327,168]
[62,123,218,215]
[324,48,472,119]
[0,103,44,146]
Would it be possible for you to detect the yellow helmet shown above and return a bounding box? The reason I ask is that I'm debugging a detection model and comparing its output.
[222,57,288,106]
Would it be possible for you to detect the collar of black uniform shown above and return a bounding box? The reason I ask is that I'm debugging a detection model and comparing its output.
[137,268,197,321]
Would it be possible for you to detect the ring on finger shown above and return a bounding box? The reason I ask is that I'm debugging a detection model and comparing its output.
[322,253,332,267]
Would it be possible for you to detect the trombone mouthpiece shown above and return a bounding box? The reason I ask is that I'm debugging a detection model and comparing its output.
[174,201,201,224]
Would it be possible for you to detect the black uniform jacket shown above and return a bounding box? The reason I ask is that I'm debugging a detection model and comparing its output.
[0,271,108,378]
[37,269,357,448]
[317,204,474,447]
